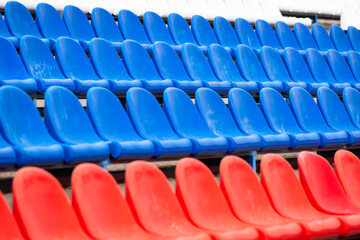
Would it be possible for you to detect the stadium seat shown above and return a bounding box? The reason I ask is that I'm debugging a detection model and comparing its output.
[0,130,16,167]
[260,87,321,149]
[181,43,232,94]
[219,156,304,239]
[55,37,110,94]
[259,46,308,93]
[195,88,262,153]
[163,88,229,155]
[305,49,352,93]
[87,87,155,160]
[260,154,342,239]
[208,44,259,93]
[0,37,38,93]
[13,167,92,240]
[283,47,330,93]
[191,15,222,48]
[330,24,354,52]
[312,23,337,52]
[20,36,75,92]
[234,18,262,51]
[0,12,17,47]
[88,38,143,93]
[346,51,360,84]
[343,87,360,129]
[234,45,284,92]
[228,88,291,150]
[175,158,260,239]
[126,88,193,157]
[44,86,110,163]
[72,163,166,240]
[0,191,23,239]
[62,5,96,51]
[4,1,50,48]
[334,150,360,208]
[125,161,211,239]
[294,22,320,51]
[275,21,303,51]
[298,151,360,236]
[317,87,360,145]
[152,42,204,93]
[213,16,241,49]
[347,26,360,52]
[122,40,174,93]
[255,19,283,50]
[289,87,349,147]
[90,7,124,50]
[35,3,72,50]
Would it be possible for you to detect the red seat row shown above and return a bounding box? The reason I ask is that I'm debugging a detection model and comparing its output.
[2,150,360,239]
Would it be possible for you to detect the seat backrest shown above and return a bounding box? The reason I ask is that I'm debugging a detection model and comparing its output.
[305,49,337,83]
[20,36,66,80]
[191,15,219,46]
[213,16,240,48]
[298,151,360,214]
[327,50,357,84]
[0,191,24,239]
[55,37,101,80]
[343,87,360,129]
[330,24,353,52]
[347,51,360,82]
[89,38,132,81]
[5,1,43,39]
[44,86,104,143]
[181,43,220,82]
[143,11,176,45]
[118,9,151,44]
[294,22,319,50]
[13,167,91,240]
[255,19,282,49]
[275,21,301,50]
[260,46,293,82]
[91,7,124,43]
[235,18,262,49]
[35,3,70,40]
[312,23,336,51]
[228,88,276,135]
[347,26,360,51]
[122,40,162,80]
[152,42,192,81]
[0,12,13,38]
[63,5,96,41]
[208,44,247,83]
[168,13,198,45]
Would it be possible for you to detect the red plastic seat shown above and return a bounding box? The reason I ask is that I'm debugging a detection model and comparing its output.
[220,155,303,239]
[0,191,24,239]
[298,151,360,236]
[334,149,360,207]
[175,157,260,240]
[72,163,168,240]
[125,161,211,240]
[261,154,342,239]
[13,167,92,240]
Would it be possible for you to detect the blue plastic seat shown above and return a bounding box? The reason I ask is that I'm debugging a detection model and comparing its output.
[305,49,351,93]
[163,87,229,155]
[5,1,49,47]
[0,37,37,93]
[118,10,152,51]
[347,51,360,83]
[0,12,17,48]
[255,20,283,50]
[126,87,193,157]
[91,7,124,50]
[326,50,360,90]
[208,44,258,92]
[0,133,15,166]
[143,11,181,52]
[0,86,64,166]
[181,43,232,94]
[312,23,336,51]
[213,16,241,49]
[275,21,302,51]
[87,87,155,159]
[152,42,203,93]
[63,5,96,51]
[289,87,349,148]
[44,86,110,162]
[35,3,71,50]
[317,87,360,145]
[235,18,262,52]
[228,88,290,150]
[260,46,308,93]
[121,40,173,93]
[19,36,75,92]
[55,37,110,94]
[347,26,360,52]
[195,88,262,153]
[89,38,143,93]
[259,87,321,149]
[294,22,320,51]
[343,88,360,130]
[234,45,283,92]
[283,47,330,93]
[330,24,353,52]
